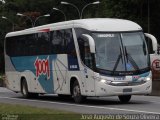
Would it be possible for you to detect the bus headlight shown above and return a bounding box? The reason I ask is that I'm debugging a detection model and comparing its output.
[100,79,106,83]
[146,77,151,81]
[100,79,111,84]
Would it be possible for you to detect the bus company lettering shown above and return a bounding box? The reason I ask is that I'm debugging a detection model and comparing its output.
[34,56,50,80]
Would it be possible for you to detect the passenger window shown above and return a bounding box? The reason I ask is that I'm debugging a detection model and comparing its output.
[37,32,51,55]
[78,37,93,68]
[146,37,154,54]
[51,30,65,54]
[50,29,76,55]
[65,29,76,57]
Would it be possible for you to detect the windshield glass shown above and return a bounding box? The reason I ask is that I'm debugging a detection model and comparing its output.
[92,32,149,75]
[121,32,149,70]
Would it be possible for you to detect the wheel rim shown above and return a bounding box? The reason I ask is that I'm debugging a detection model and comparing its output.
[22,84,27,95]
[73,85,80,98]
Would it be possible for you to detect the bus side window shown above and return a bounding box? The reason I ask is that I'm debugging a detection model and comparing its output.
[146,36,154,54]
[27,35,37,56]
[78,37,93,68]
[51,29,76,55]
[65,29,76,57]
[51,30,64,54]
[6,36,26,56]
[6,37,15,56]
[37,32,51,55]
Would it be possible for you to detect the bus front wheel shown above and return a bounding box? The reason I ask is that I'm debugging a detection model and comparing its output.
[58,94,71,99]
[72,81,85,103]
[118,95,131,103]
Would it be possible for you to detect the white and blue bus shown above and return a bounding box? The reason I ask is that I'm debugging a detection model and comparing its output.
[5,18,156,103]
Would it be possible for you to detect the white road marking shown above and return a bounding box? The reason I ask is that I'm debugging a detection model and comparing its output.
[140,100,160,105]
[0,96,160,114]
[144,100,160,105]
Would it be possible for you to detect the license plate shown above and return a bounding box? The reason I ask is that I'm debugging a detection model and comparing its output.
[114,77,125,80]
[123,88,132,93]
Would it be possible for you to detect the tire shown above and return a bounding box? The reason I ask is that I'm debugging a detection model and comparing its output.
[21,79,38,98]
[72,81,85,103]
[118,95,131,103]
[58,94,70,99]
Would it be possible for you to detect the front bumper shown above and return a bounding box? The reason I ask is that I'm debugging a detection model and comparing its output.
[95,79,152,96]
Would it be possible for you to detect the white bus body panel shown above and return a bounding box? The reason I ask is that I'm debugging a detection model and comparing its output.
[95,73,152,96]
[6,18,142,38]
[5,18,151,97]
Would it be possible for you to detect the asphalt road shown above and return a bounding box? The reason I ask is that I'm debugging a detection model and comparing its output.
[0,87,160,115]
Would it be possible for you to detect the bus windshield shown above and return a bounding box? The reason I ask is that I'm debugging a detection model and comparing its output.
[92,32,150,76]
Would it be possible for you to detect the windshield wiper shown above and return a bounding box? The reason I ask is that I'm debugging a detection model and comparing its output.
[112,47,123,75]
[124,46,140,71]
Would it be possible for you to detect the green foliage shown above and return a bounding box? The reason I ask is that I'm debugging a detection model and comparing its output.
[0,103,71,114]
[0,103,81,120]
[0,0,160,72]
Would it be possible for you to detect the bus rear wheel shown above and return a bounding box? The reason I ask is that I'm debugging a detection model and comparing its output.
[72,81,85,103]
[21,79,38,98]
[118,95,131,103]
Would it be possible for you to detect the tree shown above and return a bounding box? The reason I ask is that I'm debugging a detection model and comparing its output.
[0,0,160,72]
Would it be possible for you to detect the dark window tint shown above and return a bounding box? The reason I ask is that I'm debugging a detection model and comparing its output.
[36,32,51,55]
[51,30,65,54]
[146,37,154,54]
[77,36,93,68]
[65,29,76,56]
[75,28,90,39]
[75,28,94,68]
[6,29,76,57]
[6,34,37,56]
[50,29,76,55]
[6,33,51,56]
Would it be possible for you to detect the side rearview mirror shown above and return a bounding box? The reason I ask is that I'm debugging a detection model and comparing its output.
[82,34,95,53]
[145,33,158,54]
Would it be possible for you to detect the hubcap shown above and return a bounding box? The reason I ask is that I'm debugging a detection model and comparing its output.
[73,85,80,97]
[22,84,27,95]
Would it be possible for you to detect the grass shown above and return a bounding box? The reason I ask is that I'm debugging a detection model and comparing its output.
[0,103,81,120]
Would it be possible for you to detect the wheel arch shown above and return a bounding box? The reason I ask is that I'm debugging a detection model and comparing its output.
[20,76,26,89]
[70,75,83,95]
[20,74,31,93]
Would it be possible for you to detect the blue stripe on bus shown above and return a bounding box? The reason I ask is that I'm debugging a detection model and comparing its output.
[10,55,57,93]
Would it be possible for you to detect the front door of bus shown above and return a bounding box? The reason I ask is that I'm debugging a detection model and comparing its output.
[83,67,95,96]
[79,39,95,96]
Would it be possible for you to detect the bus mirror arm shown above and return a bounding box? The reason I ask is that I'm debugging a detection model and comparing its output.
[145,33,158,54]
[82,34,96,53]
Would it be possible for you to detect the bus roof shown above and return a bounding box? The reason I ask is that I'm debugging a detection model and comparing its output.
[6,18,142,37]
